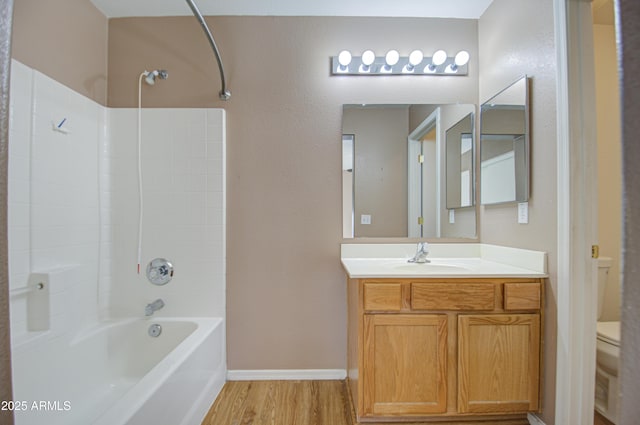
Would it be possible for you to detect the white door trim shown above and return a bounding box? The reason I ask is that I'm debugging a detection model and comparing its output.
[408,109,441,238]
[554,0,599,423]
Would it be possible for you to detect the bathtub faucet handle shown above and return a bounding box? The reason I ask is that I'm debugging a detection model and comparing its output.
[145,298,165,316]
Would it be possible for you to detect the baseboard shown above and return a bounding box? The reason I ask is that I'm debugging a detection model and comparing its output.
[527,413,547,425]
[227,369,347,381]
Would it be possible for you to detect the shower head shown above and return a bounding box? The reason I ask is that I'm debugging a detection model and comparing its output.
[143,69,169,85]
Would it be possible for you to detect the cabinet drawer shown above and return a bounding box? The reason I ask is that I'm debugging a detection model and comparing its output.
[504,282,541,310]
[363,283,402,311]
[411,283,495,311]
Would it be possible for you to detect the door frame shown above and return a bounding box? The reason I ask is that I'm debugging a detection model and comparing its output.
[554,0,600,423]
[408,108,441,238]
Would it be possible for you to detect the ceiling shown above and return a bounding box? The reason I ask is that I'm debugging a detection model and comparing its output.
[89,0,494,19]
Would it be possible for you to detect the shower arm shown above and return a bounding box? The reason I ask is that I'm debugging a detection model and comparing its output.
[185,0,231,100]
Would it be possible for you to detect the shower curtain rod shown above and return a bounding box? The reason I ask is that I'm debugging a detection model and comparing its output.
[184,0,231,100]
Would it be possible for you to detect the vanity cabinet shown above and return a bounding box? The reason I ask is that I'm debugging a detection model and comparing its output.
[363,314,448,416]
[347,278,544,423]
[458,313,540,414]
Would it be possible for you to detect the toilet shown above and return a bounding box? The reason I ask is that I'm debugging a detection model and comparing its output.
[595,256,620,424]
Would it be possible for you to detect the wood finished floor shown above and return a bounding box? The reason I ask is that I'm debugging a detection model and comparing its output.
[201,380,529,425]
[201,380,611,425]
[201,380,352,425]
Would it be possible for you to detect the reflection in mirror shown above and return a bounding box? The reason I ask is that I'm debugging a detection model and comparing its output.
[446,113,474,209]
[480,76,530,205]
[342,135,354,238]
[342,104,476,239]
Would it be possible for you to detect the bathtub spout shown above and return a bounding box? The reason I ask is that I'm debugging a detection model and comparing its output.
[145,299,165,316]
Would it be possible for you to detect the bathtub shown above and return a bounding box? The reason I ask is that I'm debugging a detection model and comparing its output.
[12,317,226,425]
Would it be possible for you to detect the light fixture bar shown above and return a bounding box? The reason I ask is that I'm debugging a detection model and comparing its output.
[331,51,469,76]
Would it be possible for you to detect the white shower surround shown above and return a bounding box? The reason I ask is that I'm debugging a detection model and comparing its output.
[107,106,226,318]
[7,59,226,424]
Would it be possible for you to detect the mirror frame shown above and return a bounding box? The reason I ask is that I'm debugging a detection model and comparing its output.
[479,75,530,205]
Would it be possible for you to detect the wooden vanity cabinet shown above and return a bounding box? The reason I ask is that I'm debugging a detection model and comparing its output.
[347,278,544,423]
[458,313,540,414]
[363,314,448,416]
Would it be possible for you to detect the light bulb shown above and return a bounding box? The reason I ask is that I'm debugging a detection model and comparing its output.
[402,50,424,73]
[385,50,400,66]
[359,50,376,73]
[432,50,447,66]
[455,50,470,66]
[381,50,399,73]
[362,50,375,66]
[338,50,352,67]
[408,50,424,66]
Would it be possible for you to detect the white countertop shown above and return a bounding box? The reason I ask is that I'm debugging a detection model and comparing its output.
[341,243,548,279]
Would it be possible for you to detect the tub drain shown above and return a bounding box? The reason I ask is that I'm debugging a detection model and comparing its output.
[148,323,162,337]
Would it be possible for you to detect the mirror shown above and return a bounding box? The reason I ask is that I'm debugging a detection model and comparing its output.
[480,76,530,205]
[342,104,476,239]
[446,113,475,209]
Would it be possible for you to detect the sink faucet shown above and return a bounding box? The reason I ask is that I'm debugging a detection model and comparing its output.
[408,242,430,263]
[145,299,165,316]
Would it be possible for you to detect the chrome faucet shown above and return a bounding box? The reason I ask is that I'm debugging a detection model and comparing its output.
[408,242,430,263]
[145,299,165,316]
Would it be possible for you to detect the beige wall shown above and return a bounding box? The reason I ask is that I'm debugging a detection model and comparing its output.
[107,16,479,370]
[11,0,108,105]
[478,0,557,423]
[593,23,622,321]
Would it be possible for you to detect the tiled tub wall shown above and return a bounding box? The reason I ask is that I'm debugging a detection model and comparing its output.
[107,107,225,318]
[8,58,225,341]
[8,60,104,340]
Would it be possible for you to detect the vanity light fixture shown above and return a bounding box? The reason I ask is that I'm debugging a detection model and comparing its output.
[331,49,469,76]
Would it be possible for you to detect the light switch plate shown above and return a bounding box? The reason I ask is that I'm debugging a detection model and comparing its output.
[518,202,529,224]
[449,209,455,224]
[361,214,371,225]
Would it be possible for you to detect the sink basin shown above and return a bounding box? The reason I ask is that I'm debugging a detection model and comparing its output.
[380,259,472,273]
[390,263,471,273]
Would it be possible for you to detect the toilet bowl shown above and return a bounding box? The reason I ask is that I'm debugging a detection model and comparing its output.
[594,257,620,424]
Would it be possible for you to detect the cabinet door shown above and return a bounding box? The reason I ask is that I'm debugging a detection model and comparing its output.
[363,314,447,416]
[458,314,540,413]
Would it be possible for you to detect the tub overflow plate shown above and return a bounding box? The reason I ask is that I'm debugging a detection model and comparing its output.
[148,323,162,337]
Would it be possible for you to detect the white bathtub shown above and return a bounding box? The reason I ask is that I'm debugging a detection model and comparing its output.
[12,317,226,425]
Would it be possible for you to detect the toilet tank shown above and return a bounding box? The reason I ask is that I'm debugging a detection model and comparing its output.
[597,257,613,320]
